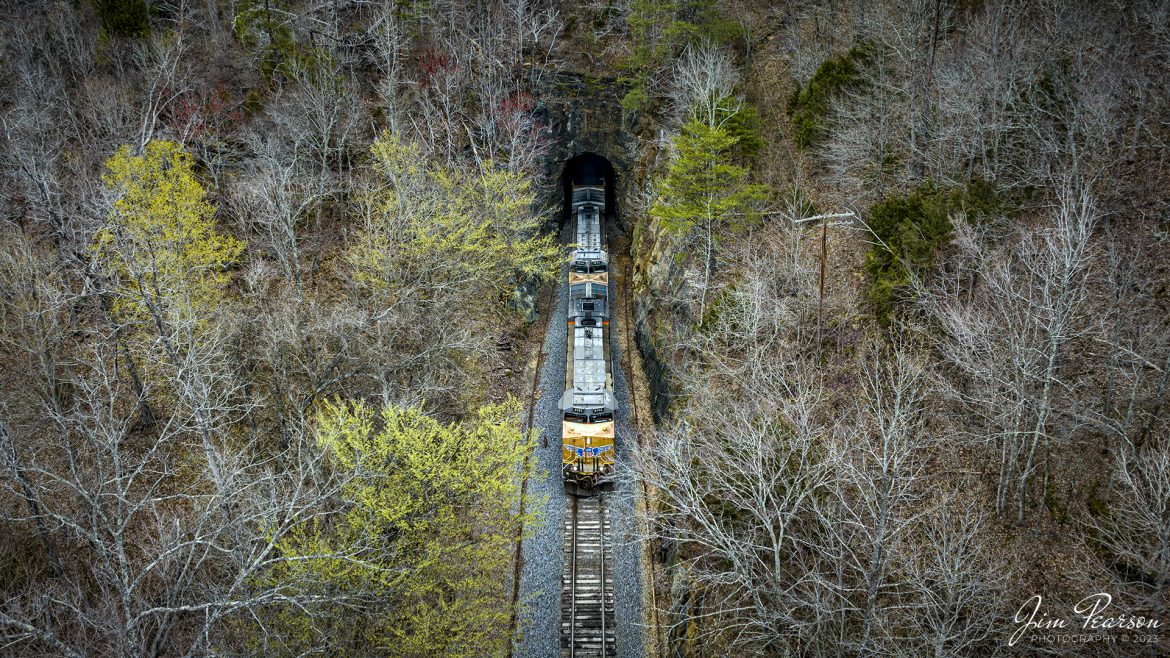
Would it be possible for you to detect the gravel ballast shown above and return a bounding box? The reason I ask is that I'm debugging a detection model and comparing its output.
[512,260,647,658]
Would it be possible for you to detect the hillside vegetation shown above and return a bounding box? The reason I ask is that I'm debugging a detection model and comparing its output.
[0,2,559,655]
[623,2,1170,657]
[1,1,1168,657]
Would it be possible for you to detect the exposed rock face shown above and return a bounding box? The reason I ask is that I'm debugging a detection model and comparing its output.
[631,214,686,423]
[628,129,687,424]
[536,73,635,234]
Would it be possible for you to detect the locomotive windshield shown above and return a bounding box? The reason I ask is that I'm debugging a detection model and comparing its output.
[571,283,608,299]
[570,260,607,273]
[565,411,612,424]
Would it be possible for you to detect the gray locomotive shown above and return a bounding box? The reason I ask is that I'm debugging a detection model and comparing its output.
[560,184,616,495]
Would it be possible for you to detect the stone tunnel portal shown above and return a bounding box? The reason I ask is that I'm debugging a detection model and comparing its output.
[562,152,617,225]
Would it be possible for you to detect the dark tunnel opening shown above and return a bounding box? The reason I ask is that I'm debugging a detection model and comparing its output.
[562,153,616,226]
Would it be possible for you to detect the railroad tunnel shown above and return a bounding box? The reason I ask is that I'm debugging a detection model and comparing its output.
[561,153,617,225]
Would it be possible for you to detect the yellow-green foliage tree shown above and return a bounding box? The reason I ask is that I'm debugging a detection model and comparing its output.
[96,140,244,326]
[264,396,537,657]
[95,140,246,493]
[347,132,560,308]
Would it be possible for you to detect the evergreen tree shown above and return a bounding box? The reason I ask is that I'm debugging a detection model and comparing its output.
[652,117,766,319]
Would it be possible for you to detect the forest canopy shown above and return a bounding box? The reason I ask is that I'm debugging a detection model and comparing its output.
[0,0,1168,656]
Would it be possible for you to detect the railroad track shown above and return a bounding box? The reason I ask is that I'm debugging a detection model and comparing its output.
[561,495,615,658]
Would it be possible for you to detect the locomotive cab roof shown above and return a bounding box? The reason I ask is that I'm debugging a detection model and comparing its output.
[560,390,616,414]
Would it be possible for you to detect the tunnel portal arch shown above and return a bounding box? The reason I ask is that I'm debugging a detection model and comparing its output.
[561,153,617,225]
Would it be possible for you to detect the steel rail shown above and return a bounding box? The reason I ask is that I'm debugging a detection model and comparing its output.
[598,496,607,658]
[569,496,579,657]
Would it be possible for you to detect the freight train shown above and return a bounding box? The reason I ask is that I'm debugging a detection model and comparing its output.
[561,183,615,495]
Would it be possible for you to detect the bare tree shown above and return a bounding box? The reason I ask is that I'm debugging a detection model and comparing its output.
[929,179,1097,522]
[823,57,906,202]
[1091,222,1170,452]
[899,497,1009,658]
[130,31,193,149]
[1085,441,1170,640]
[246,285,367,447]
[636,223,846,655]
[669,42,738,129]
[265,62,365,240]
[368,3,408,133]
[0,343,374,657]
[836,346,934,656]
[232,136,320,297]
[635,366,838,655]
[929,1,1035,185]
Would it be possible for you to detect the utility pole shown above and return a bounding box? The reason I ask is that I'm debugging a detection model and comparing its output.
[820,217,827,324]
[792,211,856,353]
